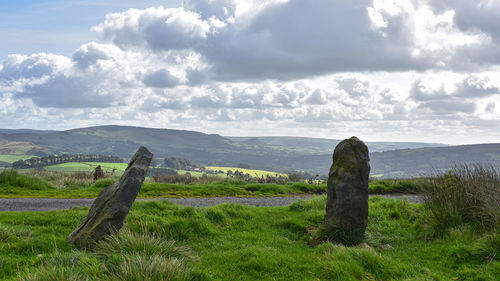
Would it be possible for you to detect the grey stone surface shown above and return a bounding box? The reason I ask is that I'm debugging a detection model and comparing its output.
[324,136,371,242]
[67,146,153,247]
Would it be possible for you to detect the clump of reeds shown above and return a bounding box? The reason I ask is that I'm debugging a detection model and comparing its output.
[424,164,500,234]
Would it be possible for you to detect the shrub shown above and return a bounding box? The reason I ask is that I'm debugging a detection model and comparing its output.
[424,164,500,234]
[287,173,303,182]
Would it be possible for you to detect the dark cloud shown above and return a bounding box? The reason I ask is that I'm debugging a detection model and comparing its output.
[94,0,435,81]
[429,0,500,41]
[19,75,115,108]
[455,76,500,97]
[417,100,476,115]
[142,69,181,88]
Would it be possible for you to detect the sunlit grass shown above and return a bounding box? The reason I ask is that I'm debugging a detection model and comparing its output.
[1,197,498,280]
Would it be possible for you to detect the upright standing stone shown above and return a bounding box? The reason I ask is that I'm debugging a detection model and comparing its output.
[68,146,153,247]
[323,137,370,245]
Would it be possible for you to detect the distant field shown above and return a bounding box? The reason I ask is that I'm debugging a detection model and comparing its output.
[44,162,128,173]
[205,166,287,178]
[15,163,284,179]
[0,154,38,163]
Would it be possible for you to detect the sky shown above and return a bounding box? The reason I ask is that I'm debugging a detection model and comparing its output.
[0,0,499,144]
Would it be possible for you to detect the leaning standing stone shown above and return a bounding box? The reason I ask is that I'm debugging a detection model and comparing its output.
[323,136,370,245]
[68,146,153,247]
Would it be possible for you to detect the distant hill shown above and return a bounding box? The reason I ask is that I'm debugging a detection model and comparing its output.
[370,143,500,178]
[0,140,52,157]
[0,125,498,178]
[0,129,59,135]
[283,143,500,178]
[227,136,447,153]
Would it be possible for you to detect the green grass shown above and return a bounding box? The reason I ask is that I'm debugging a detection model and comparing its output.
[0,170,55,191]
[0,155,37,163]
[0,170,429,199]
[369,178,431,194]
[424,164,500,236]
[205,166,287,177]
[1,197,498,280]
[0,179,325,199]
[44,162,128,173]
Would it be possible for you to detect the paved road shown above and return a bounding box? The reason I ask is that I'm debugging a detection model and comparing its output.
[0,194,422,212]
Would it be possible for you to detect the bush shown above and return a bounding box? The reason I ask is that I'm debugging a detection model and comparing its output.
[287,173,303,182]
[424,164,500,234]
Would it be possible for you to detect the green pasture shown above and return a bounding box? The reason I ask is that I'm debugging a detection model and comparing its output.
[0,154,37,163]
[0,170,432,199]
[205,166,287,178]
[0,196,498,280]
[44,162,128,173]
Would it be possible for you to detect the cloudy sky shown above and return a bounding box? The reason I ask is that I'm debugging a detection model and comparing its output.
[1,0,499,144]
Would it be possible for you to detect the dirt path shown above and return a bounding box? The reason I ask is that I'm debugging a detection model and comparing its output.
[0,194,422,212]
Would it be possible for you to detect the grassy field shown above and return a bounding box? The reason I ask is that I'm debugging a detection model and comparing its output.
[0,155,37,163]
[0,170,431,199]
[0,196,498,280]
[44,162,128,173]
[205,166,287,177]
[0,170,325,198]
[21,163,283,179]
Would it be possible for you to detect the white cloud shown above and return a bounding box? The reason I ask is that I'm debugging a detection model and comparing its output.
[93,7,216,50]
[0,0,500,144]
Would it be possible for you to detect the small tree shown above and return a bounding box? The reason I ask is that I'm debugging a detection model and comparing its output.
[288,173,303,182]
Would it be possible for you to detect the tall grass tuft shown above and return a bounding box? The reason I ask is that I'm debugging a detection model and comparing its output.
[109,254,194,281]
[19,266,87,281]
[95,228,194,260]
[97,229,200,281]
[424,164,500,234]
[0,169,54,190]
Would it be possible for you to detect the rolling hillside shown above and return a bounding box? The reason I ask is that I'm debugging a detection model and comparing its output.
[0,125,498,178]
[227,136,447,153]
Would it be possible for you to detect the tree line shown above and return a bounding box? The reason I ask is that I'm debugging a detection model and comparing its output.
[12,154,123,169]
